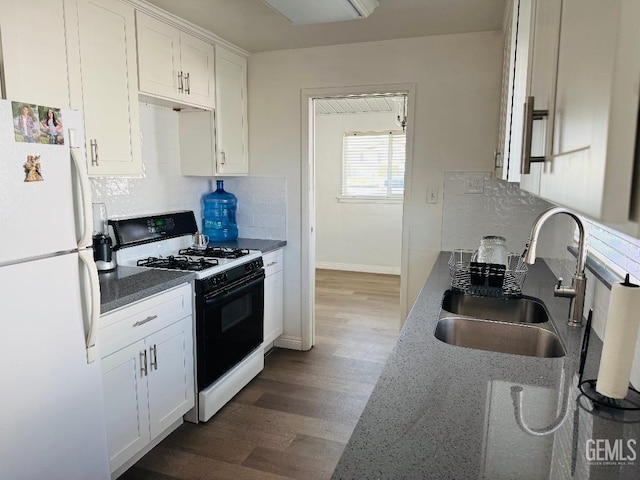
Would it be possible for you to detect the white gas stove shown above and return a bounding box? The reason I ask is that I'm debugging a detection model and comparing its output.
[110,211,266,423]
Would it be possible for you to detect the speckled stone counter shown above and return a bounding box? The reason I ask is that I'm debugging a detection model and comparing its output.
[332,252,640,479]
[99,266,195,314]
[208,238,286,254]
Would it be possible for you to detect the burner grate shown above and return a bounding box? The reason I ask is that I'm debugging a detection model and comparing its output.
[179,247,250,259]
[137,255,219,271]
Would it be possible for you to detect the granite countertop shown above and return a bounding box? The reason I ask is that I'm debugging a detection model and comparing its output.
[99,266,196,314]
[208,238,286,254]
[332,252,640,479]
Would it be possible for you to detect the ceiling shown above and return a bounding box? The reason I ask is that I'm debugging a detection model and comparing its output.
[144,0,506,53]
[315,95,402,115]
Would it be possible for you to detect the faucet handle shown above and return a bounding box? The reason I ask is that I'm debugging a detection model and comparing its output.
[556,277,563,289]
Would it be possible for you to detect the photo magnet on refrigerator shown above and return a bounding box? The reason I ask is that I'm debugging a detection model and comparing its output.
[24,155,43,182]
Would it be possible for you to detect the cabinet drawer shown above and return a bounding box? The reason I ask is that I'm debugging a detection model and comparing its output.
[100,283,192,357]
[263,249,283,276]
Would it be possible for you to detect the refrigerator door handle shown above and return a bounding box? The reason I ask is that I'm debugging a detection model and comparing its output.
[79,249,101,364]
[70,147,93,249]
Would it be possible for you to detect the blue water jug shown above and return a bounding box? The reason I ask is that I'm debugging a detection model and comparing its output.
[202,180,238,241]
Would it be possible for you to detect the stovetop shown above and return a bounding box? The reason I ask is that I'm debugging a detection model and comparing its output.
[137,255,220,272]
[117,236,262,279]
[178,247,251,259]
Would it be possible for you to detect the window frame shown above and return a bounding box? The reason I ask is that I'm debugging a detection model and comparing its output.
[339,129,406,203]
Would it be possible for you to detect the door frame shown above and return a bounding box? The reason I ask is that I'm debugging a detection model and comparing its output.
[300,83,416,350]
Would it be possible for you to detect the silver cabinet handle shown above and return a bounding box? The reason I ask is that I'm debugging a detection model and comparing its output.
[266,261,278,267]
[150,344,158,371]
[178,71,184,93]
[90,139,99,166]
[140,350,148,377]
[220,150,226,165]
[185,72,190,94]
[133,315,157,327]
[521,96,548,174]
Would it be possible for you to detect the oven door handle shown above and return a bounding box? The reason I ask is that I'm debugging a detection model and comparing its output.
[204,272,265,307]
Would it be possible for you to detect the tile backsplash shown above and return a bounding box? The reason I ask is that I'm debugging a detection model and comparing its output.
[90,104,210,219]
[441,172,555,254]
[90,104,286,240]
[221,177,287,240]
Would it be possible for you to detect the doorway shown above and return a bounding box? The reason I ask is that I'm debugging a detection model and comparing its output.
[300,84,416,351]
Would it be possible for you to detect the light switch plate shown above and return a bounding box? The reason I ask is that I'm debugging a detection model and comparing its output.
[464,175,484,194]
[426,186,438,204]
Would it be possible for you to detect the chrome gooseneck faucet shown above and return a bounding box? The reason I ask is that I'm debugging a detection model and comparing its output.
[522,207,588,327]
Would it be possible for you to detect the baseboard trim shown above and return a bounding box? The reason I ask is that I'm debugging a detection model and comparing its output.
[315,261,400,275]
[274,335,303,350]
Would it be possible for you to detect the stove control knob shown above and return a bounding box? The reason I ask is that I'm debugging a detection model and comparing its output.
[245,263,253,271]
[223,273,228,282]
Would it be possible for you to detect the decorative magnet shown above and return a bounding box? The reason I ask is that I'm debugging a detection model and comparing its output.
[24,155,43,182]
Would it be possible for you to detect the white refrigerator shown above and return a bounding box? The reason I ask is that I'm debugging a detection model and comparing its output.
[0,99,110,479]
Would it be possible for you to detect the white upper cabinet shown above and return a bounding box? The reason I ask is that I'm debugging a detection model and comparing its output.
[214,46,249,175]
[66,0,142,176]
[179,46,249,176]
[0,0,70,107]
[539,0,640,225]
[497,0,563,188]
[518,0,563,195]
[136,12,215,110]
[496,0,533,182]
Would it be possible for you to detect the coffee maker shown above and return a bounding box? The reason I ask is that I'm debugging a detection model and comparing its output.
[92,203,116,273]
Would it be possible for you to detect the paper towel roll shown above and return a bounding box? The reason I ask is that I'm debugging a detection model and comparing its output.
[596,275,640,399]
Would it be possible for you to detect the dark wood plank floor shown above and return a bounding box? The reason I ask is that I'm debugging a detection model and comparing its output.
[120,269,401,480]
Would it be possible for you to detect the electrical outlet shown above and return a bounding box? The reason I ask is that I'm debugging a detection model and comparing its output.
[426,186,438,204]
[464,175,484,194]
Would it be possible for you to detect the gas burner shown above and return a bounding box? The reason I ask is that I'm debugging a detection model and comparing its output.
[179,247,250,259]
[137,255,219,272]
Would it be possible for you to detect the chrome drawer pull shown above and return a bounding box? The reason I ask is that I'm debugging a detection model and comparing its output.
[150,344,158,371]
[266,261,278,267]
[521,96,548,174]
[133,315,158,327]
[140,350,148,377]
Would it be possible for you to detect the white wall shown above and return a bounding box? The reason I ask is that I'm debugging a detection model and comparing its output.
[248,32,503,344]
[315,111,402,274]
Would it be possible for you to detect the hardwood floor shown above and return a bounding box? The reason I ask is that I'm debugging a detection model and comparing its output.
[120,269,401,480]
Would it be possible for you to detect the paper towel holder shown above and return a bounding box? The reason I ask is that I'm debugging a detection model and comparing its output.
[578,307,640,410]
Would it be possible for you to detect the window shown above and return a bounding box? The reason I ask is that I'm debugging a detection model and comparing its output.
[342,130,406,199]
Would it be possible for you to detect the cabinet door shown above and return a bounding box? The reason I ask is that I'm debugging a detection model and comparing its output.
[136,12,182,102]
[264,269,284,346]
[501,0,534,183]
[0,0,69,107]
[146,317,195,440]
[263,249,284,346]
[542,0,640,222]
[519,0,562,195]
[101,340,150,474]
[215,46,249,175]
[180,32,215,109]
[69,0,142,176]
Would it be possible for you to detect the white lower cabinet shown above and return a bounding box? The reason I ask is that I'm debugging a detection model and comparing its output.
[99,284,194,476]
[263,249,284,347]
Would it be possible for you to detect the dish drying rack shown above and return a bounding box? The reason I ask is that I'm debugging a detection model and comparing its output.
[448,249,528,297]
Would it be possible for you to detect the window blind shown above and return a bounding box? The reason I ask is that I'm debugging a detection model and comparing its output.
[342,131,406,198]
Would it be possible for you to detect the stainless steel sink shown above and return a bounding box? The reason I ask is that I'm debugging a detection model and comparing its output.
[434,316,566,358]
[442,290,550,324]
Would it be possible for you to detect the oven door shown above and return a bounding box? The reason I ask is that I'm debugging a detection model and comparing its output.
[196,271,265,390]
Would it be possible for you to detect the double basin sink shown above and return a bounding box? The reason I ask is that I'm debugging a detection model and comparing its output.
[434,290,566,358]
